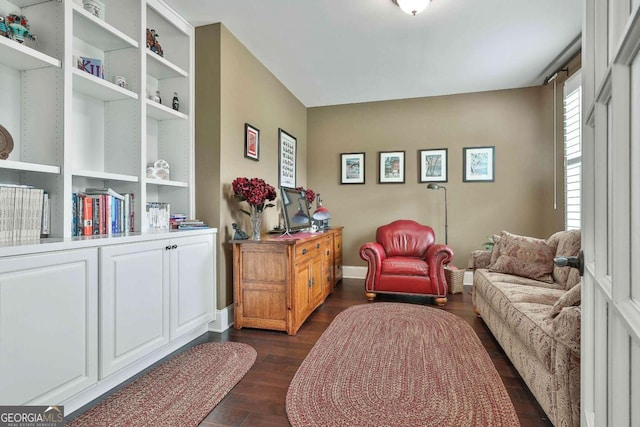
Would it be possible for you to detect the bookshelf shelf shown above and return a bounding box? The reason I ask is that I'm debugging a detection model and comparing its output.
[146,100,188,121]
[146,50,188,79]
[72,170,139,183]
[0,37,61,71]
[72,69,139,101]
[72,4,139,52]
[146,178,188,188]
[0,160,61,175]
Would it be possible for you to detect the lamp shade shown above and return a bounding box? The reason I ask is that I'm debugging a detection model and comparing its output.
[394,0,430,15]
[312,206,331,220]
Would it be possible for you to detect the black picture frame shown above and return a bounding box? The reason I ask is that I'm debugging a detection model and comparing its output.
[418,148,448,183]
[378,151,405,184]
[340,152,366,184]
[244,123,260,161]
[278,128,297,188]
[463,146,495,182]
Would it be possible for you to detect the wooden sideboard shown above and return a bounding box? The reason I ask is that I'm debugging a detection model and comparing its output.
[232,227,343,335]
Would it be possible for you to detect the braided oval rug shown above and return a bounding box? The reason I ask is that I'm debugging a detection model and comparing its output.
[67,342,256,427]
[286,303,520,426]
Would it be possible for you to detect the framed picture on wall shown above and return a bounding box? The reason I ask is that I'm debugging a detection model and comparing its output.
[244,123,260,161]
[463,146,495,182]
[419,148,448,183]
[340,152,365,184]
[378,151,405,184]
[278,128,297,188]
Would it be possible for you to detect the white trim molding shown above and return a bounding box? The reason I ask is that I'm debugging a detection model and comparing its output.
[344,265,367,279]
[209,305,234,333]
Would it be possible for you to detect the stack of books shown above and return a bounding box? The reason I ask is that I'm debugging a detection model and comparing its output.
[0,184,48,242]
[72,188,134,237]
[177,219,209,230]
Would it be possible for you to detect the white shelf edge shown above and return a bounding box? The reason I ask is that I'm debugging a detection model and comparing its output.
[146,178,188,188]
[11,0,50,6]
[146,50,188,79]
[72,170,139,182]
[0,160,61,174]
[146,99,188,120]
[0,36,61,71]
[72,68,139,101]
[72,3,139,50]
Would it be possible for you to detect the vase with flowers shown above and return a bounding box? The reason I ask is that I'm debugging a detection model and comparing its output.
[232,177,277,240]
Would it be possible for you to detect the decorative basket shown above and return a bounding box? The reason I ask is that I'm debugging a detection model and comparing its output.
[445,266,465,294]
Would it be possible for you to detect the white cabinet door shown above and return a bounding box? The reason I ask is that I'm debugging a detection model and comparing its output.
[100,240,170,378]
[169,234,214,340]
[0,248,98,405]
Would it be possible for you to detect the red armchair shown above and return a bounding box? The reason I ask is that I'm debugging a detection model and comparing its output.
[359,220,454,306]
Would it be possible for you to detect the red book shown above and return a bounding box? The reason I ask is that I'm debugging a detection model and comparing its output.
[83,196,93,236]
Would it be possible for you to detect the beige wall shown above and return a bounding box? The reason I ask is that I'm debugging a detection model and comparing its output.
[195,23,307,309]
[307,87,565,269]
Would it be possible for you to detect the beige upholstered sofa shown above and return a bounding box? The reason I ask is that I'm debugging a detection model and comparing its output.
[472,230,581,427]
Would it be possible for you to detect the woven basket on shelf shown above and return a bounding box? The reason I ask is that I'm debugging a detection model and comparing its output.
[445,266,465,294]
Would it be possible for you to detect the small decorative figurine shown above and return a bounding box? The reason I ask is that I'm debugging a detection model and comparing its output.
[0,17,11,39]
[6,14,36,44]
[172,92,179,111]
[146,28,163,57]
[232,223,249,240]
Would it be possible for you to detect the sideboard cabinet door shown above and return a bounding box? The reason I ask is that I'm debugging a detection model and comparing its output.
[0,248,98,405]
[169,234,214,340]
[100,240,170,378]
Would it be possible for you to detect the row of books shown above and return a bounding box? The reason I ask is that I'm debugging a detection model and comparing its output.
[0,185,50,242]
[72,188,134,237]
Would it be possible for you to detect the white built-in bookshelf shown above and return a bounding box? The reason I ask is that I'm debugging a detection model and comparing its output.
[0,0,195,242]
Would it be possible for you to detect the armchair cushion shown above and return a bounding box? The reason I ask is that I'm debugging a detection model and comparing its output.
[382,257,429,276]
[377,220,435,258]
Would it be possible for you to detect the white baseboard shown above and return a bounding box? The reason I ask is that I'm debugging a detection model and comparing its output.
[344,265,366,279]
[209,305,234,333]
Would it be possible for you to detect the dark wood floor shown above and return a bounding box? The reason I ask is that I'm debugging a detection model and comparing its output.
[198,278,553,427]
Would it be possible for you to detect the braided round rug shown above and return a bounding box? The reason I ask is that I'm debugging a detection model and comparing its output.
[67,342,256,427]
[286,303,520,426]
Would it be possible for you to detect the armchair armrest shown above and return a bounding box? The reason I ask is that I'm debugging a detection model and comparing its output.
[360,242,386,292]
[426,244,454,294]
[470,249,492,269]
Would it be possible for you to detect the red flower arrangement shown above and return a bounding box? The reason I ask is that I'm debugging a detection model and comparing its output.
[295,186,316,207]
[232,177,277,214]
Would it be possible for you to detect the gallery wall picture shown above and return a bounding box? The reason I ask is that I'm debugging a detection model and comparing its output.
[378,151,405,184]
[419,148,447,183]
[463,146,495,182]
[278,128,297,188]
[244,123,260,161]
[340,152,366,184]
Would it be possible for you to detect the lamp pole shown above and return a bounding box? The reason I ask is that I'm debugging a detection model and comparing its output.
[427,183,448,245]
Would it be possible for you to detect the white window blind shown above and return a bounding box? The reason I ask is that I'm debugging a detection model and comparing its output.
[563,72,582,230]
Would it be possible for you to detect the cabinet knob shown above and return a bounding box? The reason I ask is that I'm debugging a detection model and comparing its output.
[165,245,171,250]
[302,249,307,255]
[316,243,320,249]
[326,250,330,256]
[172,244,177,249]
[337,244,341,248]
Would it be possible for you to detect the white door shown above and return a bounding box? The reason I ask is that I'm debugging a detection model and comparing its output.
[582,1,640,425]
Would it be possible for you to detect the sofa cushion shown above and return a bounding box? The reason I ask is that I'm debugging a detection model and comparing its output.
[474,269,566,370]
[546,283,581,320]
[489,231,555,283]
[548,230,581,289]
[381,257,429,276]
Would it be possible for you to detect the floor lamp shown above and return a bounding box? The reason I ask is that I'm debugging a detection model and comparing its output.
[426,183,448,245]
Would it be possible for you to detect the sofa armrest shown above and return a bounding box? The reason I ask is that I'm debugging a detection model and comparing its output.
[553,306,581,354]
[426,244,454,294]
[360,242,386,292]
[470,249,492,269]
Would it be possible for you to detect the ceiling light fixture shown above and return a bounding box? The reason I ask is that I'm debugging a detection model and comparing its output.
[392,0,431,16]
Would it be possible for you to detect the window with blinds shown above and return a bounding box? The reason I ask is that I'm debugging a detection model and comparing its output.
[563,72,581,230]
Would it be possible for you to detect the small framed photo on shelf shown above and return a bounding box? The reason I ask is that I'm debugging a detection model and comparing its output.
[244,123,260,161]
[340,152,366,184]
[378,151,405,184]
[463,146,495,182]
[278,128,297,188]
[419,148,447,183]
